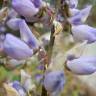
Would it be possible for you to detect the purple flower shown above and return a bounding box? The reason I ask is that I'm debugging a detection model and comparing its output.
[44,71,65,96]
[12,0,39,18]
[37,64,44,70]
[72,25,96,43]
[8,9,18,19]
[69,0,78,8]
[35,74,43,84]
[68,5,92,25]
[6,18,21,30]
[31,0,43,8]
[66,56,96,75]
[19,19,39,49]
[11,81,26,96]
[7,18,39,49]
[3,33,33,60]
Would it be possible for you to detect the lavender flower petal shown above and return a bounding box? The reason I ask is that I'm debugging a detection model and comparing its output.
[35,74,43,83]
[19,20,39,49]
[8,9,18,19]
[72,25,96,43]
[11,81,26,96]
[44,71,65,96]
[66,56,96,75]
[69,0,78,8]
[4,33,33,60]
[68,5,92,25]
[37,64,44,70]
[12,0,39,18]
[6,18,21,31]
[32,0,43,8]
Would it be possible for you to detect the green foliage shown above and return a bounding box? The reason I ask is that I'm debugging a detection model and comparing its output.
[0,67,8,82]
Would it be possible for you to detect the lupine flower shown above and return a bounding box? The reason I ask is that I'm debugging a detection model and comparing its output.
[19,20,39,49]
[6,18,21,31]
[72,25,96,43]
[32,0,43,8]
[66,56,96,75]
[7,9,18,19]
[3,83,20,96]
[37,64,44,70]
[10,81,26,96]
[70,0,78,8]
[68,5,92,25]
[3,33,33,60]
[44,71,65,96]
[35,74,43,84]
[12,0,39,18]
[7,18,39,49]
[0,24,7,33]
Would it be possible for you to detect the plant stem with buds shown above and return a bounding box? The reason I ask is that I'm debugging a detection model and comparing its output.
[41,25,55,96]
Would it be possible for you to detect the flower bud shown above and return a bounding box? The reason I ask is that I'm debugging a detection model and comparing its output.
[19,20,39,49]
[10,81,26,96]
[68,5,92,25]
[32,0,43,8]
[12,0,39,18]
[6,18,21,31]
[69,0,78,8]
[72,25,96,43]
[66,56,96,75]
[3,83,20,96]
[44,71,65,96]
[4,33,33,60]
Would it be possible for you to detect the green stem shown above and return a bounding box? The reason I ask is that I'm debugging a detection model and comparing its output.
[41,1,70,96]
[48,25,55,62]
[41,86,48,96]
[41,25,55,96]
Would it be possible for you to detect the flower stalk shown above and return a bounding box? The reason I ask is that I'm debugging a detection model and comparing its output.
[41,24,55,96]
